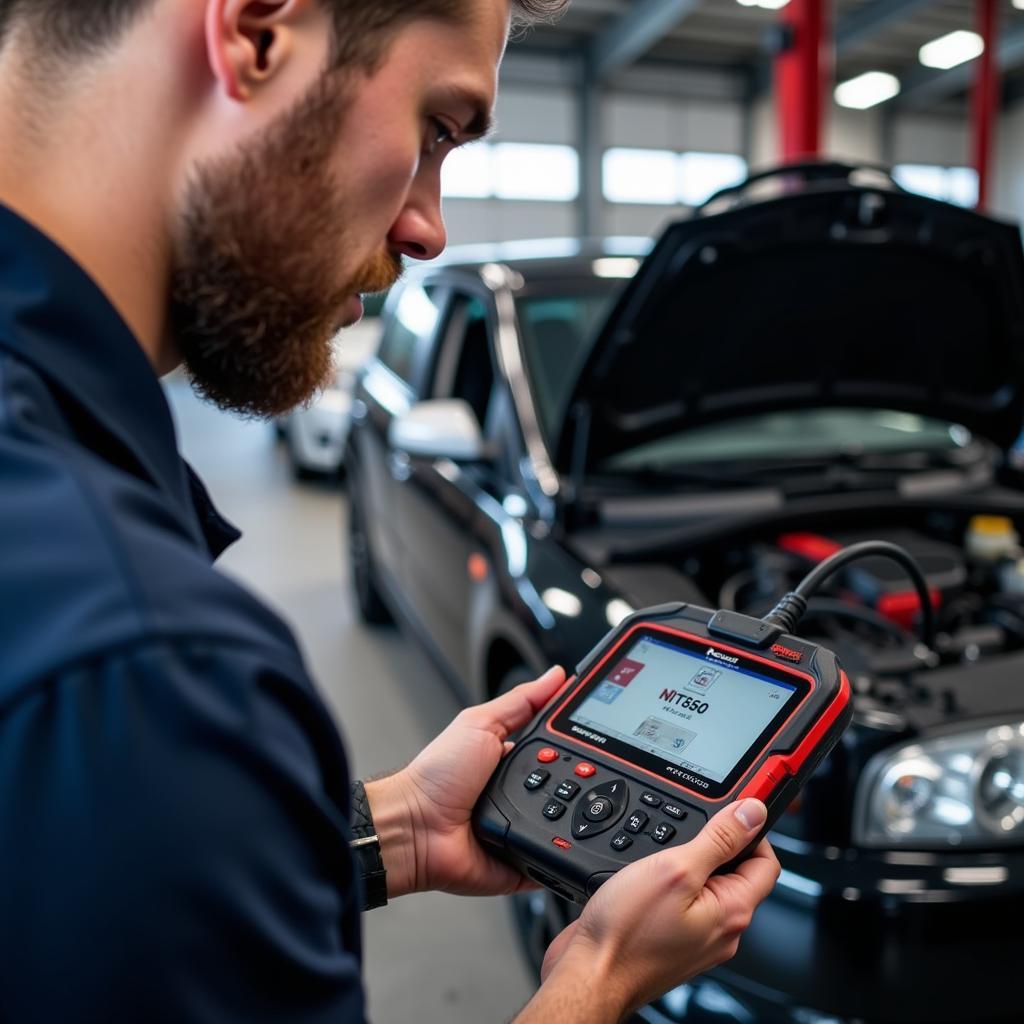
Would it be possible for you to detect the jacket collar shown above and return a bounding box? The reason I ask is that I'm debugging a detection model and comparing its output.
[0,204,240,559]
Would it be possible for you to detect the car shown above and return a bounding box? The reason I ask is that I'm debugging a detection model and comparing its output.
[278,292,386,480]
[344,162,1024,1023]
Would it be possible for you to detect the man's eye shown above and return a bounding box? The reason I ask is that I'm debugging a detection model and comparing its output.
[425,117,455,155]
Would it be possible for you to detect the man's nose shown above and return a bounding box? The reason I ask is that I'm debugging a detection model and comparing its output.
[387,192,448,262]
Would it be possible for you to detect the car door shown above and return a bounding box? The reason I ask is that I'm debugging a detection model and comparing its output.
[393,287,516,684]
[350,280,446,596]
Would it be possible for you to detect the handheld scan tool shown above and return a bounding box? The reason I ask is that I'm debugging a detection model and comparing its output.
[473,542,934,903]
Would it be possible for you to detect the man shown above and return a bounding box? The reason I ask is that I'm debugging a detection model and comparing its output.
[0,1,780,1021]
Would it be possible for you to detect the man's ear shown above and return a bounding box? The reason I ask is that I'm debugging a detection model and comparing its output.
[204,0,313,102]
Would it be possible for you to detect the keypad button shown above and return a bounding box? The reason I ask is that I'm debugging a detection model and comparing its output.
[610,831,633,852]
[537,747,560,764]
[554,780,580,801]
[624,810,649,834]
[652,822,676,844]
[584,797,614,822]
[574,762,597,779]
[542,800,567,821]
[524,769,550,791]
[640,792,662,808]
[663,803,688,820]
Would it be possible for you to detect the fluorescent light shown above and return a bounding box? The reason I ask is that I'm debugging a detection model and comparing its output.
[834,71,901,110]
[919,30,984,70]
[592,257,640,279]
[735,0,790,7]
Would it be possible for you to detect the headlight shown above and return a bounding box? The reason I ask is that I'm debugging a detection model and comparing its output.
[854,721,1024,848]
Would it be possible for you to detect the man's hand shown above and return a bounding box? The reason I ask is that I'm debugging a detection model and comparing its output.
[364,666,567,899]
[515,800,781,1024]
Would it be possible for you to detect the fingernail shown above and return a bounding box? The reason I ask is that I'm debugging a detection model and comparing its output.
[734,799,767,830]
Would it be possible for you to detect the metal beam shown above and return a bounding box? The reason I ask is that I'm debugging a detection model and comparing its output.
[835,0,935,56]
[589,0,702,82]
[896,23,1024,108]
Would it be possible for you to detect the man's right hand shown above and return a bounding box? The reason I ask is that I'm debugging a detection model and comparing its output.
[514,799,781,1024]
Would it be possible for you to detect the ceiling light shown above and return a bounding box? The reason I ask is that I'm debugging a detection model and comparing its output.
[593,257,640,279]
[834,71,901,110]
[919,30,984,70]
[735,0,790,7]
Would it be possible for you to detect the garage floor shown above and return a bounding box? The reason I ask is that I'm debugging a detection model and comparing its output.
[165,378,538,1023]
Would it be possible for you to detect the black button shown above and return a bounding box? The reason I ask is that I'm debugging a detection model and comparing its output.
[663,803,687,820]
[587,779,627,802]
[543,800,566,820]
[652,822,676,844]
[555,780,580,801]
[525,770,550,791]
[584,797,614,822]
[640,792,662,808]
[610,831,633,851]
[624,810,649,834]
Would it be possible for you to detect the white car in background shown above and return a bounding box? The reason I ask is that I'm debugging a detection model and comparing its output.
[279,293,386,480]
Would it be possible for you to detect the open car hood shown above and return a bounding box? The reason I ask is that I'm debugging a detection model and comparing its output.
[554,182,1024,473]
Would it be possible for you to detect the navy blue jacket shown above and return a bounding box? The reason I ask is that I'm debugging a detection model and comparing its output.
[0,206,366,1022]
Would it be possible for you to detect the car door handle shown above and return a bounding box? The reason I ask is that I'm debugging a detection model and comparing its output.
[388,451,411,481]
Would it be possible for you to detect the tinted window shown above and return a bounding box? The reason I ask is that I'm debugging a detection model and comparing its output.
[377,283,442,385]
[516,290,617,440]
[436,295,495,428]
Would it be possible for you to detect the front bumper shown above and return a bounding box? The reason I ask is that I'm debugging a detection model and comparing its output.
[645,835,1024,1024]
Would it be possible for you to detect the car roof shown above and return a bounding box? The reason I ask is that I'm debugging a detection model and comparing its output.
[412,236,653,285]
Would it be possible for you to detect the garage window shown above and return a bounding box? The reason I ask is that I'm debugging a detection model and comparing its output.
[893,164,978,208]
[442,143,580,202]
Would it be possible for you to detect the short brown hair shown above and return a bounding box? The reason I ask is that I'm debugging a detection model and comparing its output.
[0,0,569,60]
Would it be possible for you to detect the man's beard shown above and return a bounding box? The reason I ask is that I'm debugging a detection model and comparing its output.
[170,74,402,419]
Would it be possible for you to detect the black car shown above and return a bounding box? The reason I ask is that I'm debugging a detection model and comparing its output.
[344,163,1024,1024]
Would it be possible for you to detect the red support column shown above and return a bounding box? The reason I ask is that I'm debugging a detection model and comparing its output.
[776,0,830,161]
[970,0,1000,210]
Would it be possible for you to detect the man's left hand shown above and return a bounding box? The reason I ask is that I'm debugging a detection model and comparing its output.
[364,666,567,899]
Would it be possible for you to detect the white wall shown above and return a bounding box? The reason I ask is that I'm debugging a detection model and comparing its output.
[441,69,1024,246]
[993,102,1024,225]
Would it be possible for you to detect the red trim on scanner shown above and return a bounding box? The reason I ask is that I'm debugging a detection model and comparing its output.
[544,621,820,804]
[737,669,852,802]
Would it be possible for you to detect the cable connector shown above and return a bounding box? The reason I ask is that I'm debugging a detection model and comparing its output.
[763,592,809,634]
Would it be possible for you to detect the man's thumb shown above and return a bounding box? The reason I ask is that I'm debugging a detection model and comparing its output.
[685,799,768,881]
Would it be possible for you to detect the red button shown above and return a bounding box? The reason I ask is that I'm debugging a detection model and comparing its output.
[552,837,572,850]
[574,762,597,778]
[537,747,559,764]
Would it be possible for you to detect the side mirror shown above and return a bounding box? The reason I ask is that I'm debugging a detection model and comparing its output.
[388,399,488,462]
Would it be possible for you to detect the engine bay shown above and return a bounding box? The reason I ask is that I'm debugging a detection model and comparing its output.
[692,516,1024,726]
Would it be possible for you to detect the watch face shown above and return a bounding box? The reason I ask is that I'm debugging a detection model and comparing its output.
[550,625,812,798]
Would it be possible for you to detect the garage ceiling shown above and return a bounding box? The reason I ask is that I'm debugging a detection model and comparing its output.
[507,0,1024,112]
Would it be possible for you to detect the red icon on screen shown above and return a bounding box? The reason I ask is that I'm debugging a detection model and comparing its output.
[608,658,645,687]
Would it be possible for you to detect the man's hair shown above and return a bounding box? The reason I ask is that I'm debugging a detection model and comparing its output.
[0,0,568,62]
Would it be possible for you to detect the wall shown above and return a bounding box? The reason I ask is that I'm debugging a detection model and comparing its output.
[441,64,1022,246]
[993,101,1024,224]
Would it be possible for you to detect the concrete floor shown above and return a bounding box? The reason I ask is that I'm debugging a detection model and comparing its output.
[165,379,538,1023]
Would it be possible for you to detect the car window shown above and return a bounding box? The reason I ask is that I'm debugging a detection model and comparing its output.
[377,283,443,387]
[434,294,495,429]
[598,409,966,472]
[516,290,618,442]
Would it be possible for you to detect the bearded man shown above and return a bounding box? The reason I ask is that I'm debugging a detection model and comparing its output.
[0,2,780,1020]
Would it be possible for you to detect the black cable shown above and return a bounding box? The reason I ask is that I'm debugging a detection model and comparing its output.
[762,540,936,649]
[802,597,917,643]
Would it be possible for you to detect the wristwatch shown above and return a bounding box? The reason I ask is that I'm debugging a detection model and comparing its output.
[350,780,388,911]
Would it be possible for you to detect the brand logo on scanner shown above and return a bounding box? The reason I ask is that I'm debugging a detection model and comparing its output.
[665,765,710,788]
[571,725,607,744]
[706,647,739,665]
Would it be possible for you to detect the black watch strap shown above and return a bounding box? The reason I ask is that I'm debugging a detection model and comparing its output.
[350,780,388,911]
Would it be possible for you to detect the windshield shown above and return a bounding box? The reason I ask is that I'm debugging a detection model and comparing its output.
[597,408,970,475]
[516,287,619,442]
